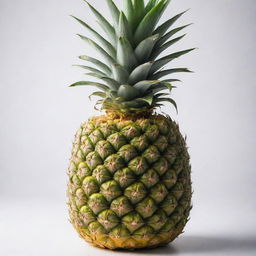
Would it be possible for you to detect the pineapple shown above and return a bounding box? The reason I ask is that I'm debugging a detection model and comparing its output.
[68,0,194,250]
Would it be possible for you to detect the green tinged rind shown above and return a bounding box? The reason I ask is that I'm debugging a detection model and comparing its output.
[68,116,192,249]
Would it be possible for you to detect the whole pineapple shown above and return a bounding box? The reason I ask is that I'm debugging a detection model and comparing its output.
[68,0,194,250]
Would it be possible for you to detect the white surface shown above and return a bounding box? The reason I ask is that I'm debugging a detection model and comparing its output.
[0,0,256,255]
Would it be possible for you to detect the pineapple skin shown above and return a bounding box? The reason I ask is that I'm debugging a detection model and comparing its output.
[67,114,191,250]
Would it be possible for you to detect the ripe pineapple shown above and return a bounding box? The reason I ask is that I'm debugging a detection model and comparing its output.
[68,0,194,250]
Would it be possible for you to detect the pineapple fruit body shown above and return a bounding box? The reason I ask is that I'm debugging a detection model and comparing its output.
[67,115,191,249]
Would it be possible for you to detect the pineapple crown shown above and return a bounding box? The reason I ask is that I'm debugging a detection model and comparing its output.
[70,0,194,117]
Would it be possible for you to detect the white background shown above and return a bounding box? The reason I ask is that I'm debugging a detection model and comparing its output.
[0,0,256,255]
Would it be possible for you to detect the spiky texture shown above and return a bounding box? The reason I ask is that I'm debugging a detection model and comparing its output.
[70,0,194,116]
[67,115,192,249]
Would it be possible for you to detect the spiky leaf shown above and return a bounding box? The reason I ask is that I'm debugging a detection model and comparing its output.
[154,97,178,113]
[123,0,134,30]
[137,94,154,105]
[79,55,111,75]
[150,34,186,60]
[117,37,138,72]
[118,12,133,44]
[132,0,145,30]
[151,68,192,80]
[112,64,129,84]
[105,0,120,28]
[71,16,115,58]
[134,80,161,93]
[84,0,116,46]
[69,81,110,91]
[128,62,153,85]
[100,77,120,90]
[134,0,168,45]
[135,34,159,63]
[73,65,107,77]
[150,48,195,74]
[117,85,140,100]
[145,0,158,13]
[155,24,192,48]
[162,78,181,83]
[78,35,115,65]
[153,10,188,36]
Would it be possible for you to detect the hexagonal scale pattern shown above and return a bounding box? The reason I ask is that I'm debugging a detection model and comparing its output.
[68,115,191,249]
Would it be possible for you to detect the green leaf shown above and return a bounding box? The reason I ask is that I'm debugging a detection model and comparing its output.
[134,0,170,45]
[118,12,133,44]
[135,81,175,95]
[70,16,115,58]
[150,48,195,73]
[162,82,176,91]
[150,34,186,60]
[89,91,107,100]
[83,72,120,90]
[84,0,116,46]
[69,81,110,91]
[105,0,120,28]
[84,72,102,79]
[117,84,141,100]
[151,85,169,94]
[162,78,181,83]
[151,68,192,79]
[120,100,147,109]
[155,92,170,98]
[79,55,112,75]
[132,0,145,30]
[132,0,144,12]
[135,34,159,63]
[100,77,120,90]
[128,62,153,85]
[73,65,107,77]
[123,0,134,30]
[153,9,189,36]
[78,34,116,65]
[145,0,158,13]
[154,97,178,113]
[112,64,129,84]
[155,24,192,48]
[117,37,138,72]
[137,95,154,105]
[134,80,161,93]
